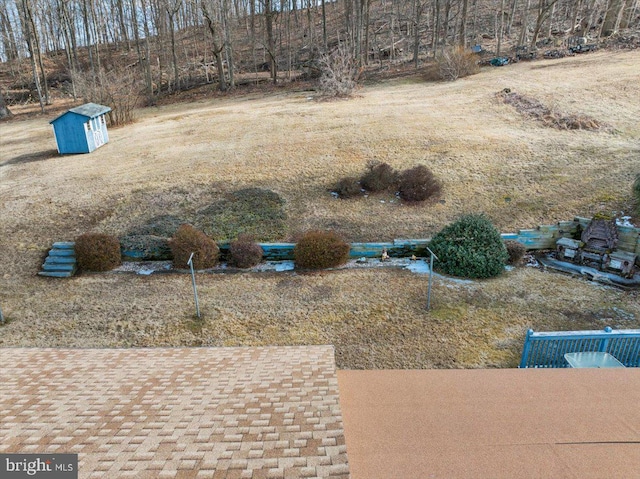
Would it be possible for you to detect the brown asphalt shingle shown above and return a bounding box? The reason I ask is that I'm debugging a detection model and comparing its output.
[0,346,349,479]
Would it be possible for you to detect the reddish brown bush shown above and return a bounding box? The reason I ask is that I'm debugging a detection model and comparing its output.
[333,176,362,199]
[170,224,219,269]
[294,230,351,270]
[229,235,264,268]
[505,240,527,265]
[360,162,398,192]
[75,233,121,271]
[397,165,442,202]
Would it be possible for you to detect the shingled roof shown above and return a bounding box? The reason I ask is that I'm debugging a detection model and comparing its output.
[0,346,349,479]
[50,103,111,123]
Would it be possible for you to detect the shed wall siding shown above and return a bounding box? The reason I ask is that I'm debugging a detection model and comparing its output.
[52,112,90,154]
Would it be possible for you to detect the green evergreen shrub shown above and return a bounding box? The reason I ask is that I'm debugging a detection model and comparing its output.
[397,165,442,202]
[360,162,398,192]
[504,240,527,266]
[428,214,508,279]
[634,173,640,214]
[75,233,122,271]
[170,224,219,269]
[294,230,351,270]
[229,235,264,268]
[333,176,362,199]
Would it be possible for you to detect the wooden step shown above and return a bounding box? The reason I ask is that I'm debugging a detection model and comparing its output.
[49,249,76,257]
[44,255,76,264]
[52,241,75,249]
[38,271,75,278]
[42,263,76,272]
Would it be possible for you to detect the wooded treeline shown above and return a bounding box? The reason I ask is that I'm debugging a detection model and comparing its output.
[0,0,638,113]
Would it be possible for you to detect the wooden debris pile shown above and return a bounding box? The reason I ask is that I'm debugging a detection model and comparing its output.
[496,89,611,131]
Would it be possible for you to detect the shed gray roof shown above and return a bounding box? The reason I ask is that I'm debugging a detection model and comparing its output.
[50,102,111,123]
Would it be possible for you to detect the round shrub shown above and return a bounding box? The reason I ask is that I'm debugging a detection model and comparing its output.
[360,162,398,192]
[428,214,508,279]
[170,224,219,269]
[75,233,122,271]
[229,235,264,268]
[294,230,351,270]
[397,165,442,202]
[504,240,527,266]
[333,176,362,199]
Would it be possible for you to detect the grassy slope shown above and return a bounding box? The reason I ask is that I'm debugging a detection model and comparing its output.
[0,50,639,368]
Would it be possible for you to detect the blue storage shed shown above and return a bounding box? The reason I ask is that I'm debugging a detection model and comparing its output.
[50,103,111,154]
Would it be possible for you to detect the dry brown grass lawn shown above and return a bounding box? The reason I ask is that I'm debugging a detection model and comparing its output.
[1,50,639,368]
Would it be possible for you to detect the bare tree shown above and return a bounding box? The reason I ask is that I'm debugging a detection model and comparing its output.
[317,40,358,97]
[201,0,227,91]
[73,67,141,126]
[530,0,559,49]
[166,0,182,91]
[18,0,45,112]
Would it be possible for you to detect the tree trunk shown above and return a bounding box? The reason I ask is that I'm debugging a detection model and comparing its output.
[530,0,558,50]
[519,0,531,45]
[459,0,469,47]
[496,0,506,56]
[0,91,12,120]
[20,0,44,113]
[222,0,235,88]
[602,0,626,36]
[0,6,19,61]
[506,0,518,35]
[413,0,424,67]
[321,0,327,49]
[201,0,227,91]
[166,0,182,92]
[265,0,277,84]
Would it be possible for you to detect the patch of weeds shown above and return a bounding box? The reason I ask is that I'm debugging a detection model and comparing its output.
[184,317,205,334]
[129,215,185,237]
[197,188,287,241]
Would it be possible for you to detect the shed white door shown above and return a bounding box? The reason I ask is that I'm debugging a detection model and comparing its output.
[93,129,104,148]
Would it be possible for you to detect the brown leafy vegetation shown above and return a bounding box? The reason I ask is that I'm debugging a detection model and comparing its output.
[170,224,219,269]
[229,235,264,268]
[360,162,398,193]
[294,231,351,270]
[504,240,527,266]
[75,233,122,272]
[436,47,480,81]
[397,165,442,203]
[333,176,363,199]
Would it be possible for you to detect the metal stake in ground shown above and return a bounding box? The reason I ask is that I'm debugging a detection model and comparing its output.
[187,253,201,319]
[426,247,439,311]
[0,304,4,324]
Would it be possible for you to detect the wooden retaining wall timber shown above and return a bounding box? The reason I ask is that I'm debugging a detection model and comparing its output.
[123,218,640,262]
